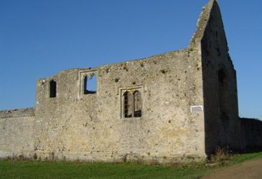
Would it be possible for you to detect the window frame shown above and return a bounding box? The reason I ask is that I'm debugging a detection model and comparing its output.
[79,70,98,98]
[120,87,143,119]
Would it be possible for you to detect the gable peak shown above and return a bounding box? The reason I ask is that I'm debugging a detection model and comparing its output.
[188,0,220,48]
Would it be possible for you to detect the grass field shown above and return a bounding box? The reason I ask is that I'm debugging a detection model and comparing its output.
[1,151,262,179]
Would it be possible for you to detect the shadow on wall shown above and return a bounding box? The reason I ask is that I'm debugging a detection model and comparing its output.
[240,118,262,153]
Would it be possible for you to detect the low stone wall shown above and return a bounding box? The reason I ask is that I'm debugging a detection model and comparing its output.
[0,108,35,159]
[240,118,262,150]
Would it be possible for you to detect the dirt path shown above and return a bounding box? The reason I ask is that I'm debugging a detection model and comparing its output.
[203,157,262,179]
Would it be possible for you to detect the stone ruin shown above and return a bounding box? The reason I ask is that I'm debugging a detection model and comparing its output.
[1,0,262,164]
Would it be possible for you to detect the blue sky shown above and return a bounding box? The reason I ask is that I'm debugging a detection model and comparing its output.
[0,0,261,119]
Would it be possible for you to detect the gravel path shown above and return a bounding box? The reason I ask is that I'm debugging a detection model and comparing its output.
[203,157,262,179]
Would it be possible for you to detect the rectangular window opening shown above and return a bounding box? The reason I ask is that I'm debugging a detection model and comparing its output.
[83,73,97,94]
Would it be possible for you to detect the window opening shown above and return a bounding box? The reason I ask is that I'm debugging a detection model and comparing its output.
[133,90,142,117]
[83,73,97,94]
[124,91,132,118]
[218,68,230,145]
[122,89,142,118]
[50,80,56,98]
[83,75,88,94]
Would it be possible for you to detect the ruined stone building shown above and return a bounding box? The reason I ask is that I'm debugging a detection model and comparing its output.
[1,0,262,164]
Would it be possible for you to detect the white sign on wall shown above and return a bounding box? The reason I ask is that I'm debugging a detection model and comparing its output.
[190,106,203,113]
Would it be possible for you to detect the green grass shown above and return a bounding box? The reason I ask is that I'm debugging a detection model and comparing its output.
[1,151,262,179]
[0,161,207,179]
[231,151,262,163]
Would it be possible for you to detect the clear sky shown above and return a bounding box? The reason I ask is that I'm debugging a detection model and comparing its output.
[0,0,261,119]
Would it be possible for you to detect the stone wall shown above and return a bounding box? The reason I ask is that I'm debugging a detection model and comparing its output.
[34,49,206,164]
[190,0,241,154]
[240,118,262,150]
[1,0,261,164]
[0,108,35,159]
[202,3,241,154]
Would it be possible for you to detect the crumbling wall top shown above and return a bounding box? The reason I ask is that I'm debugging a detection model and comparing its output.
[0,108,35,118]
[189,0,218,48]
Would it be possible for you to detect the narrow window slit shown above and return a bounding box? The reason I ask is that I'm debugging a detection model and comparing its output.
[50,80,57,98]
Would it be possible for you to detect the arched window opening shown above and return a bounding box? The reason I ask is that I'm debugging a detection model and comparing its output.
[122,89,142,118]
[124,91,132,118]
[218,68,231,145]
[133,90,142,117]
[218,68,229,120]
[50,80,57,98]
[83,74,97,94]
